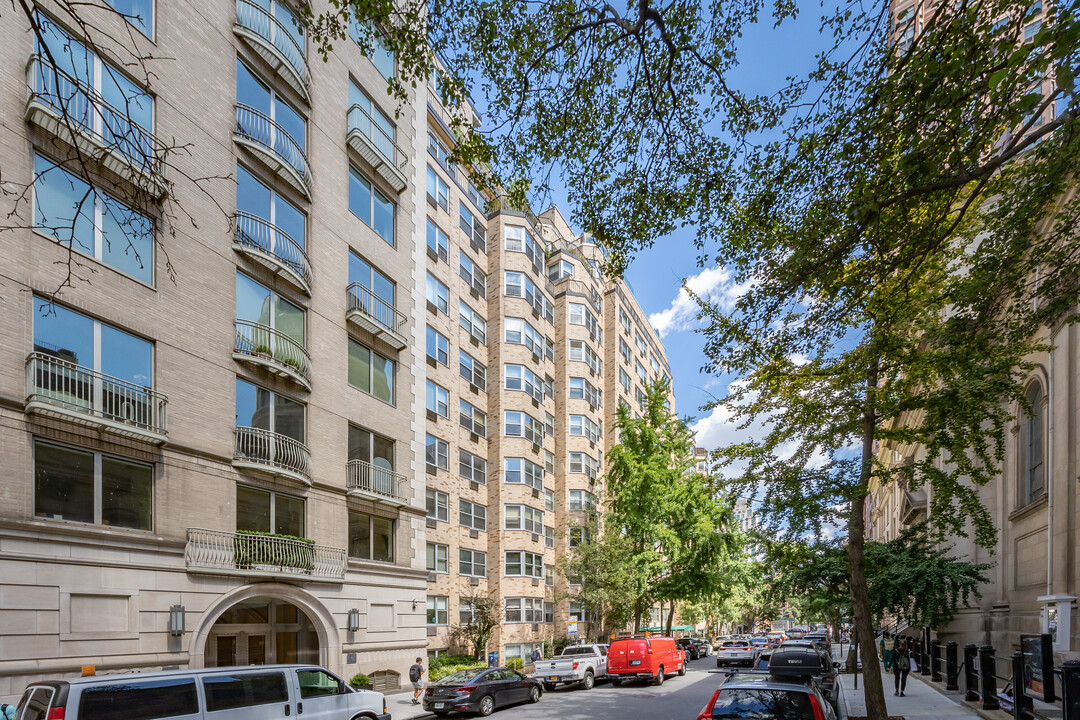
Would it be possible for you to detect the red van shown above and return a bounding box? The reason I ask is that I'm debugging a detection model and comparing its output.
[608,636,686,686]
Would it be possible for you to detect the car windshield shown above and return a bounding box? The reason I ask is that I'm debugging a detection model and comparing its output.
[562,647,596,656]
[436,668,487,686]
[711,688,816,720]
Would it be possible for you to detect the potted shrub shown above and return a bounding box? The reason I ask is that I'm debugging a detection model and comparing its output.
[349,672,372,691]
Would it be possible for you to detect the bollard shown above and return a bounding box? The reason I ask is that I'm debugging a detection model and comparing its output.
[1012,650,1033,720]
[946,641,959,691]
[964,644,979,700]
[1061,660,1080,720]
[931,639,942,682]
[980,645,999,710]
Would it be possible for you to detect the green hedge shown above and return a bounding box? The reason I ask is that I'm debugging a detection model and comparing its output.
[506,657,524,670]
[429,663,484,682]
[234,530,315,571]
[429,654,477,672]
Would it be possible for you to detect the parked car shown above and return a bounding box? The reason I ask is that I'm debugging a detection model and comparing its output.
[768,645,840,709]
[715,640,760,668]
[693,639,712,657]
[533,643,609,691]
[12,664,390,720]
[676,638,702,660]
[423,666,541,717]
[608,636,686,686]
[804,633,831,651]
[695,672,837,720]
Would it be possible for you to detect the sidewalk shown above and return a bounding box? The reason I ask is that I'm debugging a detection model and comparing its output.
[384,689,433,720]
[839,664,981,720]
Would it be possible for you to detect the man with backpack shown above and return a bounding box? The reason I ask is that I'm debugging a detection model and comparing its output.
[410,657,425,705]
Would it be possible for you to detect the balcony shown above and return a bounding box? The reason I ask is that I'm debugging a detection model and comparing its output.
[233,319,312,390]
[234,211,312,296]
[346,459,409,505]
[346,104,408,192]
[233,425,310,485]
[235,104,312,198]
[233,0,310,104]
[25,56,168,199]
[25,352,168,444]
[346,283,407,349]
[185,528,345,582]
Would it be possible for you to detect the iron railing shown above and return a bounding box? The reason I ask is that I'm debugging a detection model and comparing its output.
[234,425,310,481]
[347,104,407,173]
[234,211,312,291]
[346,283,407,336]
[26,55,163,179]
[346,459,409,503]
[235,103,311,192]
[234,319,312,385]
[185,527,345,580]
[235,0,309,90]
[25,352,167,436]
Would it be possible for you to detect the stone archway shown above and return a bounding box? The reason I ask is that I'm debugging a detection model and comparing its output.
[189,583,341,671]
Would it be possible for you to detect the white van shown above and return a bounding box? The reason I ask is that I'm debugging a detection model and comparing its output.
[11,665,390,720]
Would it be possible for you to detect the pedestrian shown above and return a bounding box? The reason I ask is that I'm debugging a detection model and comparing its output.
[409,657,425,705]
[0,704,16,720]
[893,638,912,696]
[531,646,542,663]
[882,632,895,671]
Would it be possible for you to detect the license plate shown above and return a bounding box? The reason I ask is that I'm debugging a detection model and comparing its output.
[549,676,558,680]
[630,660,641,666]
[435,703,445,709]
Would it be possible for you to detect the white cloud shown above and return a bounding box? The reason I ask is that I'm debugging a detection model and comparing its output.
[648,266,748,338]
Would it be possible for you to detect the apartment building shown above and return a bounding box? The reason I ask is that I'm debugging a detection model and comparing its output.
[0,0,432,695]
[422,97,675,659]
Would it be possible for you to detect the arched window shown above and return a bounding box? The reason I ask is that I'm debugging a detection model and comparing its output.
[1020,382,1046,506]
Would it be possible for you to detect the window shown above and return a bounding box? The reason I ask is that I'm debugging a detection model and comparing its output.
[427,326,449,366]
[237,55,303,150]
[459,203,486,251]
[504,364,544,401]
[459,252,487,297]
[33,440,152,530]
[569,490,598,512]
[505,642,544,660]
[504,225,545,270]
[569,602,585,621]
[427,543,448,573]
[570,339,602,373]
[547,260,574,282]
[504,457,544,491]
[349,511,394,562]
[504,272,554,323]
[34,154,154,284]
[236,272,305,358]
[544,601,555,623]
[636,360,648,384]
[297,669,351,699]
[426,489,448,522]
[426,380,449,418]
[545,450,555,475]
[348,79,396,161]
[236,161,306,268]
[348,339,395,404]
[619,307,631,334]
[427,166,449,211]
[203,672,289,713]
[1020,382,1046,505]
[570,452,600,479]
[351,21,394,79]
[505,411,543,445]
[237,485,304,537]
[426,434,448,470]
[460,499,487,531]
[459,400,487,437]
[459,351,487,390]
[650,353,661,373]
[635,332,647,355]
[569,377,601,406]
[569,303,601,342]
[569,415,600,442]
[505,551,544,578]
[235,378,304,447]
[460,548,486,577]
[545,412,555,440]
[619,338,632,364]
[106,0,154,37]
[504,597,544,623]
[348,251,395,319]
[459,598,476,625]
[80,677,197,720]
[426,273,449,313]
[504,505,544,533]
[348,167,395,246]
[348,425,395,472]
[426,596,448,625]
[427,218,448,262]
[619,368,632,393]
[459,449,487,484]
[459,302,486,343]
[1024,19,1041,42]
[544,489,555,512]
[544,526,554,549]
[428,131,451,169]
[504,317,552,360]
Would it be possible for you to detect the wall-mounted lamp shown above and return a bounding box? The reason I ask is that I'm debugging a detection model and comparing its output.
[168,605,185,636]
[348,608,361,633]
[411,598,419,611]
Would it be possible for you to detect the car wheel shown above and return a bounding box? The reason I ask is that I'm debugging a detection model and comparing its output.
[543,682,556,692]
[654,666,665,686]
[612,678,622,687]
[529,686,541,703]
[678,663,686,677]
[582,671,594,690]
[478,694,495,716]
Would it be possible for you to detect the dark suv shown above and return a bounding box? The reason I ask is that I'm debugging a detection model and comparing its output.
[677,638,702,660]
[695,673,837,720]
[767,646,840,709]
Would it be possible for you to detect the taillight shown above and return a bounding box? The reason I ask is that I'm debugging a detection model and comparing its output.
[808,693,826,720]
[47,708,66,720]
[696,690,719,720]
[457,685,477,693]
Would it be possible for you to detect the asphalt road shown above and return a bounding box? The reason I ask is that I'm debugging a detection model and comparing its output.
[432,656,725,720]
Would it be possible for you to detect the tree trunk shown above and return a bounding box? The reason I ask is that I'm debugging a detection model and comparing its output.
[849,359,888,720]
[634,599,642,634]
[665,599,675,636]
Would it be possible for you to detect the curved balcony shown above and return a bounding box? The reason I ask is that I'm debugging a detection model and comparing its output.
[346,104,408,192]
[25,352,168,444]
[185,528,345,582]
[234,0,310,104]
[25,56,168,199]
[346,459,409,505]
[233,425,310,485]
[234,104,312,198]
[233,319,312,390]
[346,283,407,350]
[233,211,312,296]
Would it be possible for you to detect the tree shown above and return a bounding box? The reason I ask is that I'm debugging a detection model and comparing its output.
[449,591,501,659]
[557,520,638,639]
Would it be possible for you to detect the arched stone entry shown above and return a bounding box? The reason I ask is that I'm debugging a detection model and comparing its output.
[189,583,340,671]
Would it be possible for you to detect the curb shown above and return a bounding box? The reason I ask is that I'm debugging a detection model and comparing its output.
[905,669,1013,720]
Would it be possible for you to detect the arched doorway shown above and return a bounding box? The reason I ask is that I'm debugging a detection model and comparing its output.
[206,597,319,666]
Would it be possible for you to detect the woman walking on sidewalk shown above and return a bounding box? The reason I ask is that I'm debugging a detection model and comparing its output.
[892,639,912,696]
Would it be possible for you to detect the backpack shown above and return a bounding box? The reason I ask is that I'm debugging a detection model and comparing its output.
[409,664,421,682]
[895,653,910,671]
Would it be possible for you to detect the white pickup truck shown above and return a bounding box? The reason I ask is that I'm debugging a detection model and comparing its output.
[533,644,609,690]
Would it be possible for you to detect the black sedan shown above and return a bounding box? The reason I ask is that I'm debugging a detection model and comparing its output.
[423,667,542,717]
[676,638,702,660]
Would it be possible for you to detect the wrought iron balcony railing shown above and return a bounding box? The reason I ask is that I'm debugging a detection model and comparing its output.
[346,459,409,504]
[233,319,312,389]
[346,104,407,191]
[235,103,312,197]
[234,0,310,102]
[234,211,312,295]
[345,283,407,349]
[185,527,345,581]
[234,425,310,484]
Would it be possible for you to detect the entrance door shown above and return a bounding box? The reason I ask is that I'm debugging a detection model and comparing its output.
[207,598,318,667]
